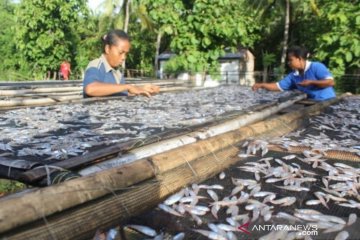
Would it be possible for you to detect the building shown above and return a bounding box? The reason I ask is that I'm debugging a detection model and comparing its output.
[157,49,255,86]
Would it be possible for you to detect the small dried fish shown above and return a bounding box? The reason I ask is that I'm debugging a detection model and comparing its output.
[126,224,157,237]
[335,231,349,240]
[193,229,227,240]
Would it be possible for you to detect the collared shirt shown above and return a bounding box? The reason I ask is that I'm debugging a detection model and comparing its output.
[277,61,336,101]
[83,54,128,98]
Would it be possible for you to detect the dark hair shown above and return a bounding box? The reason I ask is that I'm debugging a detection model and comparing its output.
[101,29,130,52]
[287,46,310,60]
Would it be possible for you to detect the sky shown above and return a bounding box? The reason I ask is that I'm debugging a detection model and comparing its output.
[88,0,103,12]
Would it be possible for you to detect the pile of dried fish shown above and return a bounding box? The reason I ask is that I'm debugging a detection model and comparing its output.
[0,86,292,161]
[92,97,360,239]
[124,132,359,240]
[271,96,360,156]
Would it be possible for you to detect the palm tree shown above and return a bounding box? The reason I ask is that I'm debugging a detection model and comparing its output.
[280,0,290,68]
[98,0,153,69]
[250,0,291,70]
[98,0,125,33]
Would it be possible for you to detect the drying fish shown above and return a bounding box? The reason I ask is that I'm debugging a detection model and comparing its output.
[323,223,346,233]
[335,231,349,240]
[208,223,227,237]
[271,196,296,206]
[126,225,157,237]
[192,229,227,240]
[207,189,219,201]
[226,217,239,227]
[198,184,224,190]
[164,189,185,205]
[172,232,185,240]
[282,154,297,160]
[347,213,357,226]
[305,200,322,206]
[276,212,300,222]
[211,204,220,219]
[275,185,310,192]
[219,172,226,180]
[158,204,182,217]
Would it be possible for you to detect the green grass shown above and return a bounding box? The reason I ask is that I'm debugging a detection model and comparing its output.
[0,179,26,196]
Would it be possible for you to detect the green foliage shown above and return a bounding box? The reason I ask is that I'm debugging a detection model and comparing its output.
[98,0,125,34]
[126,18,157,74]
[0,179,26,194]
[0,0,18,80]
[146,0,260,75]
[15,0,89,79]
[0,0,359,84]
[314,1,360,76]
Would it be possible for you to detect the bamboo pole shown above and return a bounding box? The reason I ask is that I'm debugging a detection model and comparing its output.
[0,160,155,234]
[0,87,83,96]
[0,95,82,107]
[0,85,193,109]
[0,91,81,98]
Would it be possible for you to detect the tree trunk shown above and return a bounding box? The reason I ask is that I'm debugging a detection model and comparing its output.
[154,31,162,78]
[263,67,268,83]
[122,0,131,69]
[280,0,290,68]
[123,0,131,33]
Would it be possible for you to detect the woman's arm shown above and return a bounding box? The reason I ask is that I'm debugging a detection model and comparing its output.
[297,79,335,88]
[84,81,151,97]
[252,82,281,91]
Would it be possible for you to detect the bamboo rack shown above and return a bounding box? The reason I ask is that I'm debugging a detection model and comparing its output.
[20,93,305,182]
[0,94,348,239]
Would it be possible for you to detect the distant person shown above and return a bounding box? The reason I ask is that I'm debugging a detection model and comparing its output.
[83,29,160,98]
[252,46,336,101]
[60,60,71,80]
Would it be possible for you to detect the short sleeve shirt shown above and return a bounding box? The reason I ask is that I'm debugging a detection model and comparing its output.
[277,61,336,101]
[83,55,128,98]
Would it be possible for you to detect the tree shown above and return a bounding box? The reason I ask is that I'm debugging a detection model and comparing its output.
[143,0,184,75]
[0,0,18,80]
[146,0,260,76]
[314,1,360,76]
[16,0,89,79]
[247,0,295,73]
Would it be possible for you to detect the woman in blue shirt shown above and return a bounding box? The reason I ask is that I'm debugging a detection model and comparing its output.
[83,29,160,98]
[252,46,336,101]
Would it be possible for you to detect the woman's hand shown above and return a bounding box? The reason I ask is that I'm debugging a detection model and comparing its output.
[127,85,152,97]
[297,80,314,87]
[142,84,160,95]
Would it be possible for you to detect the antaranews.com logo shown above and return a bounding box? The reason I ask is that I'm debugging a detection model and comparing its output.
[238,222,318,236]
